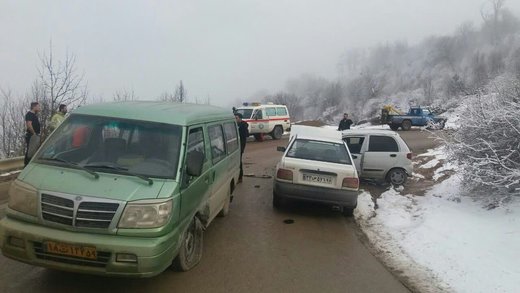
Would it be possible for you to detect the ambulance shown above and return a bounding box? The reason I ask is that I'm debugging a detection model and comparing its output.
[235,103,291,141]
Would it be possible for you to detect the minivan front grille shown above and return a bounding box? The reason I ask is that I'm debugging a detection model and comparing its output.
[41,194,120,229]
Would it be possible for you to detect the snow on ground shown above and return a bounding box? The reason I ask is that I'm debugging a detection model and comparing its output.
[356,147,520,293]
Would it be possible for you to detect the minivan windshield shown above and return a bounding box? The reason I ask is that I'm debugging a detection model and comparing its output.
[286,139,352,165]
[235,108,253,119]
[35,114,182,179]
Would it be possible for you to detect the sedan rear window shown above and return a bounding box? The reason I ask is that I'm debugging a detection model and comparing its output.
[286,139,351,165]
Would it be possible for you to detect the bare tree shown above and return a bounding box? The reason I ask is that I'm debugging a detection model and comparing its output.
[174,80,186,103]
[113,88,138,101]
[0,88,28,158]
[37,42,88,136]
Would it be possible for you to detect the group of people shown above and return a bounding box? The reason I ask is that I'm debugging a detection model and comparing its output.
[23,102,68,166]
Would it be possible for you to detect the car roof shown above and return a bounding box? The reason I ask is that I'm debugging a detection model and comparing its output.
[291,125,344,144]
[342,129,400,136]
[73,101,233,126]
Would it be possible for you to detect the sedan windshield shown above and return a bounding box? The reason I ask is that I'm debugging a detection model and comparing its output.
[286,139,352,165]
[35,114,182,179]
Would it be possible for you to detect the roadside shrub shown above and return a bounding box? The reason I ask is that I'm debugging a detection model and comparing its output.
[450,77,520,202]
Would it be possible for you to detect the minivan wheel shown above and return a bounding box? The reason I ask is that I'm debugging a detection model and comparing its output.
[401,120,412,131]
[271,126,283,140]
[173,217,204,271]
[387,169,407,186]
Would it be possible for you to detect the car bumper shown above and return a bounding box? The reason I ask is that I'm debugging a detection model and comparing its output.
[0,216,181,278]
[274,181,358,207]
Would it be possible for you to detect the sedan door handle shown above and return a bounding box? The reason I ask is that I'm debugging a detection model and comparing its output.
[390,154,397,157]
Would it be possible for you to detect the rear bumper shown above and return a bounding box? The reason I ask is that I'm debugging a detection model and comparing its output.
[0,216,181,278]
[274,181,358,207]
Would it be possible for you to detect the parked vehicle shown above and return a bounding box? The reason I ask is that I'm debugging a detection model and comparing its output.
[273,126,359,216]
[342,129,413,185]
[234,102,291,141]
[0,101,240,277]
[381,106,447,131]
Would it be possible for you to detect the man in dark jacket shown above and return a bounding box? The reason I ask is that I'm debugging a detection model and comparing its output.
[338,113,353,131]
[235,113,249,182]
[24,102,42,166]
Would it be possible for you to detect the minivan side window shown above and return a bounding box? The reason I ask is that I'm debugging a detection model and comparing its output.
[276,107,287,116]
[265,108,276,116]
[368,136,399,152]
[223,122,239,154]
[208,125,226,164]
[344,136,365,154]
[187,127,205,156]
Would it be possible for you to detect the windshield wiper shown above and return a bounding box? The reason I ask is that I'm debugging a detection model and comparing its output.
[84,163,153,185]
[38,157,100,179]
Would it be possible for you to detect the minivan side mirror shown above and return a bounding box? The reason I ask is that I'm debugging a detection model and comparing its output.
[277,146,286,152]
[186,150,205,177]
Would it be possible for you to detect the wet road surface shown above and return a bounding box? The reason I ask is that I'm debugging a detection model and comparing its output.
[0,129,436,293]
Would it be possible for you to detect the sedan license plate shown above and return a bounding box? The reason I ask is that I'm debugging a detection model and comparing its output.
[45,241,97,260]
[303,174,333,184]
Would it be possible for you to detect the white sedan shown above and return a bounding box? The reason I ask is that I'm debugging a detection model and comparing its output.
[273,126,359,216]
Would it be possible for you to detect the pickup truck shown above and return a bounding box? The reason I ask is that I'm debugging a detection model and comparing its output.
[381,106,447,131]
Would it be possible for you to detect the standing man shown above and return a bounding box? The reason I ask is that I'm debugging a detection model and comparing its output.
[235,113,249,183]
[338,113,354,131]
[49,104,67,132]
[24,102,41,166]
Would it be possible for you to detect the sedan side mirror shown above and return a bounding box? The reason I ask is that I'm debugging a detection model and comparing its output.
[277,146,286,152]
[186,150,205,177]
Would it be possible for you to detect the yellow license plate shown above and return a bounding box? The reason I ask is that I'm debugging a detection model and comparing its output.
[45,241,97,260]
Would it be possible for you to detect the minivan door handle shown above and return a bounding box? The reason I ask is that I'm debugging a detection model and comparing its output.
[390,154,397,157]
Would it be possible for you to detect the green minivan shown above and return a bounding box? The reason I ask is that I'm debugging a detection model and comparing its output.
[0,101,241,277]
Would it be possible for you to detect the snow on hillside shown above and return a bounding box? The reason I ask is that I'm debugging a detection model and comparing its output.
[355,146,520,293]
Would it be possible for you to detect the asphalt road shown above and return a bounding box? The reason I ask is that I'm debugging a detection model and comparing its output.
[0,129,438,293]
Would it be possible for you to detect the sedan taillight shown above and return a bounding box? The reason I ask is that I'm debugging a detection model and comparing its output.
[342,177,359,189]
[276,169,293,181]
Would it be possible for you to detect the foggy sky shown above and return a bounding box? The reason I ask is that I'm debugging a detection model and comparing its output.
[1,0,520,106]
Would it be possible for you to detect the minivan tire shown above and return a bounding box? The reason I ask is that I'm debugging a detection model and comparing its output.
[387,168,407,186]
[401,120,412,131]
[271,126,283,140]
[172,217,204,272]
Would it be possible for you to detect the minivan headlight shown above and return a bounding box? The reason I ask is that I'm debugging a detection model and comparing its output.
[118,199,172,228]
[8,180,38,216]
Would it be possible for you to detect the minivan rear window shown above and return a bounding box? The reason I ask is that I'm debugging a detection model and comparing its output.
[35,114,182,179]
[286,139,351,165]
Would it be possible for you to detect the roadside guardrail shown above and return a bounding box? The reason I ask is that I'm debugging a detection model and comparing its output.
[0,156,24,202]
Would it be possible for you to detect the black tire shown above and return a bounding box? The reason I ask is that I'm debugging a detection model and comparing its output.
[172,217,204,271]
[254,133,264,141]
[342,207,354,217]
[271,126,283,140]
[386,168,407,186]
[390,124,399,131]
[273,192,283,208]
[401,120,412,131]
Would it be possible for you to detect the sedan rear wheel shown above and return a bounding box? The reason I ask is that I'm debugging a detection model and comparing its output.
[387,168,407,186]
